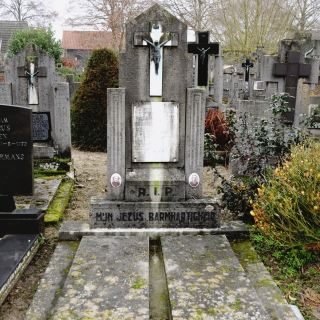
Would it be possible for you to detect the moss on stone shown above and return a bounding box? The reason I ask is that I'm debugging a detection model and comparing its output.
[44,179,74,223]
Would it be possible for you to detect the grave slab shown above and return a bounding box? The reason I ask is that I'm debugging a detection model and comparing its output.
[0,234,39,305]
[161,235,270,319]
[51,236,149,319]
[231,241,300,320]
[25,241,79,320]
[14,178,61,211]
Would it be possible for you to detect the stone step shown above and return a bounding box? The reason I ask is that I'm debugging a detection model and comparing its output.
[26,235,302,319]
[0,234,39,305]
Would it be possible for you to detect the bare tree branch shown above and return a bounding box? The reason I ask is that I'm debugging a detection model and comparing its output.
[0,0,58,25]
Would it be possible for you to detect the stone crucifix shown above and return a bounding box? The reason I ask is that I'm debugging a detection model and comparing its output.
[274,51,311,123]
[188,32,219,86]
[134,22,178,96]
[17,56,47,106]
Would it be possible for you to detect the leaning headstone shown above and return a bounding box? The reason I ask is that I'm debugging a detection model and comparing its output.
[0,104,44,236]
[89,3,220,229]
[0,43,71,158]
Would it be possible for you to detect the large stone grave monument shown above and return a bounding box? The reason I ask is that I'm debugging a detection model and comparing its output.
[0,43,71,158]
[89,3,220,229]
[0,104,44,236]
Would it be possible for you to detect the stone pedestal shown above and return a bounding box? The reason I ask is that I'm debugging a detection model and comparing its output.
[0,209,44,237]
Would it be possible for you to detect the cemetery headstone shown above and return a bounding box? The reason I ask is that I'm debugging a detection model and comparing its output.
[89,3,220,229]
[188,32,219,86]
[0,43,71,158]
[273,51,311,123]
[0,104,44,236]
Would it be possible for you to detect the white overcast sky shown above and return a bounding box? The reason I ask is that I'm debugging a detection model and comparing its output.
[50,0,72,40]
[49,0,196,42]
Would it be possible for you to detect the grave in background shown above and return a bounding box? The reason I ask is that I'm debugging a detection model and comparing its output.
[89,3,220,229]
[0,104,44,235]
[0,43,71,159]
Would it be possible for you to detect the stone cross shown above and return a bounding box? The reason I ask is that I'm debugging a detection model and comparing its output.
[134,22,178,96]
[242,58,253,82]
[17,56,47,105]
[188,32,219,86]
[274,51,311,123]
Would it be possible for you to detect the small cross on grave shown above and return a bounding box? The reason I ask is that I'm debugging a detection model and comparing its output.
[274,51,311,124]
[242,58,253,82]
[17,56,47,105]
[134,22,178,96]
[188,32,219,86]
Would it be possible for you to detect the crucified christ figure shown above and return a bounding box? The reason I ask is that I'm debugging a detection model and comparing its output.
[197,47,210,66]
[144,38,170,75]
[25,59,39,88]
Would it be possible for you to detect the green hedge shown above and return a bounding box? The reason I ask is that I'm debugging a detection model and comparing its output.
[71,48,119,151]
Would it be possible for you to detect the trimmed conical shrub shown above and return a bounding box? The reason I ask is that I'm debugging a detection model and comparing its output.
[71,48,119,151]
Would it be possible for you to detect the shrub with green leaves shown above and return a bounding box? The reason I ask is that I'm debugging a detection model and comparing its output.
[251,139,320,248]
[71,48,119,152]
[7,25,62,63]
[217,93,306,221]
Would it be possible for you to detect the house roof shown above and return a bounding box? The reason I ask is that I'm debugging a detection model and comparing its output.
[0,21,28,54]
[62,30,113,50]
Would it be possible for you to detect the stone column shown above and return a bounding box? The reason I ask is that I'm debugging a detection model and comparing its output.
[185,88,206,199]
[53,82,71,158]
[214,55,223,104]
[107,88,126,201]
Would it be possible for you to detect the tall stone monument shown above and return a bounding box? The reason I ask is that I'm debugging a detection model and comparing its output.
[0,43,71,158]
[90,4,220,229]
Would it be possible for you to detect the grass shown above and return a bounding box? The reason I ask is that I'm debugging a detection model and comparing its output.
[249,226,320,319]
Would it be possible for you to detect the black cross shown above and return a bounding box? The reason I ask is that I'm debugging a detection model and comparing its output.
[242,58,253,82]
[188,32,219,86]
[274,51,311,124]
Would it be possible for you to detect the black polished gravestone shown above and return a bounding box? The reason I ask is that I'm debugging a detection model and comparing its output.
[188,32,219,86]
[0,104,44,236]
[273,51,311,124]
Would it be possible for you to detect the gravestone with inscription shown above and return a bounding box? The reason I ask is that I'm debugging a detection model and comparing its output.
[0,43,71,158]
[0,104,44,236]
[89,4,220,229]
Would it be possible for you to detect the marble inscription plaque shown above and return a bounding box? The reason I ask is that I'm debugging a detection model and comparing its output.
[32,112,50,141]
[132,102,179,162]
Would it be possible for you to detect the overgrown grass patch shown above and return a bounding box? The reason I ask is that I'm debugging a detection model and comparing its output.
[249,226,320,319]
[45,179,75,223]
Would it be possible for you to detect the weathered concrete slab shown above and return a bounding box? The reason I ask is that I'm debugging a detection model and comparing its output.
[0,234,39,305]
[25,241,79,320]
[14,178,61,211]
[58,220,249,241]
[231,241,301,320]
[161,235,270,319]
[51,236,149,319]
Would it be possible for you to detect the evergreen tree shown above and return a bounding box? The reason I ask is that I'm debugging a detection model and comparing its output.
[71,48,119,152]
